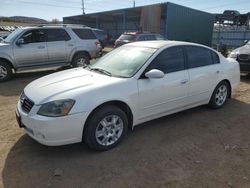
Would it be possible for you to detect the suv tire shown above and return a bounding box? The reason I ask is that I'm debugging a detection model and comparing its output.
[72,53,90,67]
[0,61,12,82]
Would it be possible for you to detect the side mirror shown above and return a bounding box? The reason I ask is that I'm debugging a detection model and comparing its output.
[145,69,164,79]
[244,40,249,44]
[16,38,25,45]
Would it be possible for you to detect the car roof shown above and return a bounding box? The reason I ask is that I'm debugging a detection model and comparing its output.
[126,40,211,49]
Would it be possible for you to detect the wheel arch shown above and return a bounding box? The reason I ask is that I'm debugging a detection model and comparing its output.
[0,57,15,70]
[71,51,91,62]
[221,79,232,98]
[82,100,134,140]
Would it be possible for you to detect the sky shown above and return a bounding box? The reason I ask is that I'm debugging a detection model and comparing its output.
[1,0,250,21]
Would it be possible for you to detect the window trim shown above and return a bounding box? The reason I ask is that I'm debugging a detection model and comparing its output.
[184,45,219,69]
[19,29,46,44]
[139,46,187,79]
[45,28,71,42]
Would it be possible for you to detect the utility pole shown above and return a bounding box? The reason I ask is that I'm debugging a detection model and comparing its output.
[133,0,135,8]
[82,0,85,14]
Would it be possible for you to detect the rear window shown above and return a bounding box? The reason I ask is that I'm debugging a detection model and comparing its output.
[119,34,135,41]
[72,29,96,39]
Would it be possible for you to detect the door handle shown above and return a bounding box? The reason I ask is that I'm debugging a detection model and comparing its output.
[68,44,74,47]
[180,79,189,84]
[216,70,220,74]
[38,46,45,49]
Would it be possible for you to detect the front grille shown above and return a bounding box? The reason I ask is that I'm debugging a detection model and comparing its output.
[238,54,250,61]
[20,92,34,113]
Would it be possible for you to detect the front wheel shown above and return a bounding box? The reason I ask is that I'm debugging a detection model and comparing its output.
[209,81,230,109]
[83,105,128,151]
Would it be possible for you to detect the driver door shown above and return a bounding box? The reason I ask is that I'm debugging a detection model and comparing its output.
[13,29,48,67]
[137,46,189,120]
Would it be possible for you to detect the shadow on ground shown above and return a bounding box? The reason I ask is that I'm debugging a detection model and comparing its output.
[3,99,250,188]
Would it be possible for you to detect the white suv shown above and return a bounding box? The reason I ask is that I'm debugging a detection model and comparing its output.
[16,41,240,151]
[0,24,101,81]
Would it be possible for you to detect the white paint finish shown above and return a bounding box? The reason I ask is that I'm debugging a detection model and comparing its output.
[16,41,240,146]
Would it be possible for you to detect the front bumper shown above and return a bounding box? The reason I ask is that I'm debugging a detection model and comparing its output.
[16,101,89,146]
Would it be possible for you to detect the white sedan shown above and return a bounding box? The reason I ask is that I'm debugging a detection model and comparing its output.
[16,41,240,151]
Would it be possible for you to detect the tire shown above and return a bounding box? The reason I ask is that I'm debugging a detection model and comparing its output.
[83,105,128,151]
[208,81,230,109]
[72,53,90,68]
[0,61,12,82]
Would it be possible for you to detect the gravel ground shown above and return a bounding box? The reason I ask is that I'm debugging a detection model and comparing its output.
[1,70,250,188]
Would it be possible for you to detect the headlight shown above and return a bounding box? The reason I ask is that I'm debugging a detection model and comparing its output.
[37,99,75,117]
[229,53,237,59]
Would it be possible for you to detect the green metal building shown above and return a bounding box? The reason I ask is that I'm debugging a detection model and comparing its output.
[63,2,214,46]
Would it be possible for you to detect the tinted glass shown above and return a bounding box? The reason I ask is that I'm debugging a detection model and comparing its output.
[138,35,146,41]
[186,46,214,68]
[21,29,45,44]
[119,34,135,41]
[72,29,96,39]
[46,29,70,42]
[147,47,185,74]
[211,51,220,64]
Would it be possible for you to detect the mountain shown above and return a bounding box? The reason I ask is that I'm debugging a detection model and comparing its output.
[0,16,48,24]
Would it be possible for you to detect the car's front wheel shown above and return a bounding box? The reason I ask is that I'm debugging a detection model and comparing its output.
[209,81,230,109]
[83,105,128,151]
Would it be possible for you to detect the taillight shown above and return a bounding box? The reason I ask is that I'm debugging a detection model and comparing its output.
[95,40,101,47]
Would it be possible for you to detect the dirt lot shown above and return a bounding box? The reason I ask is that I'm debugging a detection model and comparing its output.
[1,70,250,188]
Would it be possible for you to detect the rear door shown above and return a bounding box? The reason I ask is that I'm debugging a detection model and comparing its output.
[185,46,222,105]
[45,29,73,63]
[13,29,48,67]
[138,46,189,120]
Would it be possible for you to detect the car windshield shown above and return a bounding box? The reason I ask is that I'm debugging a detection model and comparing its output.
[4,28,23,43]
[119,34,135,41]
[89,46,156,78]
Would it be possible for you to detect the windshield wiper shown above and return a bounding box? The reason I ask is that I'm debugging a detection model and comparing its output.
[89,67,112,76]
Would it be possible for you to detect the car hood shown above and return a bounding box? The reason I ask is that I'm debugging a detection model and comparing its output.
[232,44,250,54]
[24,68,122,105]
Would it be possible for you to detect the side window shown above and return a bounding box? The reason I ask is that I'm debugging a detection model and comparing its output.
[211,51,220,64]
[21,30,45,44]
[21,30,33,44]
[72,29,96,39]
[138,35,146,41]
[148,35,156,40]
[147,47,185,74]
[46,29,70,42]
[186,46,214,68]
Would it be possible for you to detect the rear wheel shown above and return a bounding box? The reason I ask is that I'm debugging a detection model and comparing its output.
[0,61,12,82]
[209,81,230,109]
[83,105,128,151]
[72,53,90,68]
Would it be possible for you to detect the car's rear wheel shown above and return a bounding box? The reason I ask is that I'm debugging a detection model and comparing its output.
[83,105,128,151]
[0,61,12,82]
[72,53,90,68]
[209,81,230,109]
